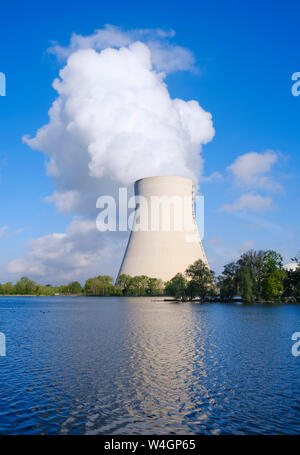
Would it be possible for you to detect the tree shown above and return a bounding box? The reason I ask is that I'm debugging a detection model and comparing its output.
[36,285,56,296]
[15,277,37,295]
[185,259,215,303]
[130,276,149,295]
[186,279,199,301]
[282,253,300,302]
[237,266,255,303]
[84,275,115,296]
[283,267,300,302]
[262,272,285,301]
[14,279,25,295]
[165,273,187,301]
[237,250,264,300]
[58,285,69,294]
[3,282,14,295]
[232,250,286,303]
[261,250,285,301]
[67,281,82,294]
[146,278,164,295]
[117,274,133,295]
[117,275,164,296]
[218,262,238,301]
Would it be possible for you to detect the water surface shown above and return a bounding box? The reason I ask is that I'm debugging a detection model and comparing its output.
[0,296,299,434]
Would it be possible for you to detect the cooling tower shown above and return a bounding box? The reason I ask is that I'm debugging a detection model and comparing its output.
[118,176,208,282]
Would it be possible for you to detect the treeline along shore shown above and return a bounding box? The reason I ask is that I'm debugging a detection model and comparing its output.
[0,249,299,303]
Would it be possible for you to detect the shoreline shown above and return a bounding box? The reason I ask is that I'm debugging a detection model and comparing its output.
[0,295,298,304]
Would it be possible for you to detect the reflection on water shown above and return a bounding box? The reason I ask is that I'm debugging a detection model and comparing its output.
[0,296,300,434]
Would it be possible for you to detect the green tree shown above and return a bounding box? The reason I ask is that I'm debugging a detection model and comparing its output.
[67,281,82,294]
[130,276,149,295]
[186,279,199,301]
[233,250,285,303]
[116,274,133,295]
[117,275,164,296]
[283,267,300,302]
[237,250,264,300]
[261,250,285,301]
[15,277,37,295]
[58,285,69,294]
[147,278,164,295]
[3,282,14,295]
[283,253,300,302]
[165,273,187,301]
[237,266,254,303]
[185,259,215,303]
[84,275,115,296]
[36,285,56,296]
[218,262,238,301]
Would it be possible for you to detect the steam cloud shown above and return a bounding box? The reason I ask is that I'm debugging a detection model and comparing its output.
[24,38,215,214]
[8,29,215,283]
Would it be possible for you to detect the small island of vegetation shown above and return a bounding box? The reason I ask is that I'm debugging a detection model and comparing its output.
[0,249,299,304]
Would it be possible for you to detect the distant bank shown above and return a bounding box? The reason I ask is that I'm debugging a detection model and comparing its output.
[1,249,299,303]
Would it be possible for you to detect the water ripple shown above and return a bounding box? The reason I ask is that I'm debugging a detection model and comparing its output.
[0,296,300,434]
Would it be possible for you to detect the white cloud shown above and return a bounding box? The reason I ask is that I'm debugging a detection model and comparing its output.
[221,193,273,212]
[227,150,282,192]
[145,40,196,74]
[7,218,125,284]
[48,25,196,74]
[44,190,81,214]
[200,171,222,183]
[24,40,214,215]
[0,226,8,238]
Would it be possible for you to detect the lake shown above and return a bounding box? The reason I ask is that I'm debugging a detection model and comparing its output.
[0,296,299,434]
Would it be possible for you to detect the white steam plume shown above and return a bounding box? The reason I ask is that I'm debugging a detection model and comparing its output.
[24,39,215,214]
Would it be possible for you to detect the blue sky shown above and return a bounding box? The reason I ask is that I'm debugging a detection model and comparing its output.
[0,0,299,284]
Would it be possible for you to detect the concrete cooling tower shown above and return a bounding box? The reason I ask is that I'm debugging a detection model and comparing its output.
[118,176,208,282]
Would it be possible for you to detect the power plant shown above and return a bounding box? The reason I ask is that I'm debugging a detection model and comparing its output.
[118,176,208,282]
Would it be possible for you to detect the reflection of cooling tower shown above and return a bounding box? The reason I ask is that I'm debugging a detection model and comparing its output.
[118,176,208,282]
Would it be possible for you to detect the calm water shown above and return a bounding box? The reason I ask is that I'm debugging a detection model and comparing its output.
[0,296,300,435]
